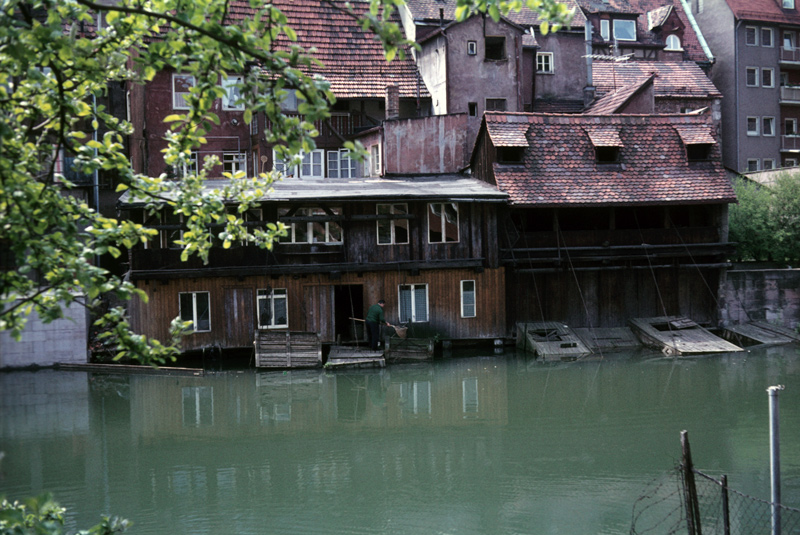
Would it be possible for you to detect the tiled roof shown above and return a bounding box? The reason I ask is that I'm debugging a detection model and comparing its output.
[486,122,530,146]
[533,99,586,113]
[584,74,655,114]
[725,0,800,24]
[578,0,709,63]
[404,0,587,28]
[647,5,673,30]
[674,124,716,145]
[585,126,623,146]
[483,112,735,207]
[592,61,720,99]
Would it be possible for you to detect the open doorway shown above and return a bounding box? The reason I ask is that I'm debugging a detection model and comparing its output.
[334,285,364,343]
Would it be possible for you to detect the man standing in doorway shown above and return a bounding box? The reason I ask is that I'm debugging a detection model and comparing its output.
[365,299,390,351]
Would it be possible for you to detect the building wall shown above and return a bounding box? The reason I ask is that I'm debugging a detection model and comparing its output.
[720,267,800,329]
[532,31,588,102]
[418,34,449,115]
[382,114,470,173]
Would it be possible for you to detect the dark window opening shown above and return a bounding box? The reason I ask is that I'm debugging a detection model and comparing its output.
[511,209,554,233]
[467,41,477,55]
[485,36,506,60]
[468,102,478,116]
[486,98,507,111]
[615,207,663,230]
[595,146,620,163]
[686,144,712,161]
[557,208,610,231]
[497,147,525,164]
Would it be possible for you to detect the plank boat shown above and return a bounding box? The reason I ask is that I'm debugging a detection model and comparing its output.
[629,316,743,356]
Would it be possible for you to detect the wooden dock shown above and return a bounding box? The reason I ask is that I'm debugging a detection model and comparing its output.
[254,331,322,369]
[384,336,435,362]
[629,316,744,356]
[325,345,385,369]
[516,322,592,360]
[721,321,800,347]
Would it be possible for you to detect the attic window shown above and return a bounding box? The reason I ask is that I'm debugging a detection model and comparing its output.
[595,146,620,163]
[613,19,636,41]
[485,36,506,60]
[783,0,794,9]
[665,34,681,50]
[686,144,712,161]
[674,125,717,161]
[600,19,610,40]
[586,128,623,163]
[486,98,507,111]
[497,147,525,164]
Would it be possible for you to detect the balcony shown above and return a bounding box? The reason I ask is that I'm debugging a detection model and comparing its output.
[265,112,376,140]
[781,135,800,151]
[780,47,800,64]
[780,85,800,104]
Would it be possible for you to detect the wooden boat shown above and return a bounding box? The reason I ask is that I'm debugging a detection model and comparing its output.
[721,321,800,347]
[629,316,743,356]
[516,322,592,360]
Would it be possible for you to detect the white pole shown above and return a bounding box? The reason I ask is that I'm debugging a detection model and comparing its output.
[768,385,784,535]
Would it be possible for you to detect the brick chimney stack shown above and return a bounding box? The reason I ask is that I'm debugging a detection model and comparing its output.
[385,84,399,120]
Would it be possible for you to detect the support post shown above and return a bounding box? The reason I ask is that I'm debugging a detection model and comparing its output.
[721,475,730,535]
[681,430,702,535]
[768,385,784,535]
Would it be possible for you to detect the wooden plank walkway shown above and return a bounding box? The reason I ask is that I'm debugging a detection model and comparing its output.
[750,321,800,342]
[255,331,322,369]
[326,345,385,369]
[629,316,744,356]
[721,322,796,347]
[384,337,434,362]
[516,322,592,359]
[573,327,641,352]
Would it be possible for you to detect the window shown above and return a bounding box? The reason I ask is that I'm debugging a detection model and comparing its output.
[377,204,409,245]
[467,41,477,55]
[595,146,620,163]
[497,147,525,163]
[762,68,775,88]
[536,52,554,73]
[746,26,758,46]
[763,116,776,136]
[171,151,198,179]
[279,90,298,112]
[328,149,357,178]
[279,207,343,244]
[781,72,789,86]
[785,158,797,166]
[784,0,795,8]
[223,152,247,176]
[301,149,324,178]
[613,19,636,41]
[665,34,681,50]
[763,158,776,170]
[399,284,428,323]
[172,74,195,109]
[257,288,288,328]
[272,149,296,177]
[468,102,478,117]
[428,202,459,243]
[161,211,183,249]
[746,67,759,87]
[600,19,610,40]
[221,75,244,110]
[179,292,211,332]
[400,381,431,416]
[485,36,506,60]
[485,98,507,111]
[461,280,476,318]
[784,31,795,50]
[182,386,213,427]
[370,144,381,176]
[687,144,712,161]
[786,118,797,135]
[762,28,774,47]
[747,158,760,172]
[462,377,479,415]
[747,116,760,136]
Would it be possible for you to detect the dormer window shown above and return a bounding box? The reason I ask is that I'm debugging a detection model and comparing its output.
[600,19,610,40]
[665,34,681,50]
[497,147,525,164]
[783,0,794,9]
[595,146,620,163]
[613,19,637,41]
[485,36,506,60]
[674,124,717,162]
[686,144,712,161]
[586,128,623,164]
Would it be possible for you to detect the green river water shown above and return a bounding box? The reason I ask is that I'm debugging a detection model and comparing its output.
[1,345,799,534]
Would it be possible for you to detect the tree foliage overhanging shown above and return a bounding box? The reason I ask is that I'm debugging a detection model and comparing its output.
[0,0,573,364]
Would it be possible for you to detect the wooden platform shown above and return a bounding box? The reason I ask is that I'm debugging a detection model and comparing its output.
[254,331,322,369]
[326,345,385,369]
[384,336,435,362]
[629,316,744,356]
[573,327,641,352]
[516,322,592,360]
[721,321,800,347]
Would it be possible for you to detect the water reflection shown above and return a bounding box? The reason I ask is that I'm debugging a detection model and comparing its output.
[0,347,798,535]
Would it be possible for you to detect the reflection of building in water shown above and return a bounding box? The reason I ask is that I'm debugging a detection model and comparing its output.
[128,361,508,441]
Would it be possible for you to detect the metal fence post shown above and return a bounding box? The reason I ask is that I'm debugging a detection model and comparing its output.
[721,474,730,535]
[768,385,784,535]
[681,430,702,535]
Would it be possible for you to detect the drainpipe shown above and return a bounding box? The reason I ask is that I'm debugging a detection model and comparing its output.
[768,385,784,535]
[735,19,741,172]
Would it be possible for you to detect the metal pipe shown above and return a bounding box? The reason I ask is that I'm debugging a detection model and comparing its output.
[768,385,784,535]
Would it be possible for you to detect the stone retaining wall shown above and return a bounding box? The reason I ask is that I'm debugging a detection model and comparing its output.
[720,268,800,330]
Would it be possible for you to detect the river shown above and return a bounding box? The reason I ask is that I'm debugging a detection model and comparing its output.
[1,345,799,534]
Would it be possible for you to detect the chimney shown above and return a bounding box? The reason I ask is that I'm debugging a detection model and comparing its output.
[385,84,400,120]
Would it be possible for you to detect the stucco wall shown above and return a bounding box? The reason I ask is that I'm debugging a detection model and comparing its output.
[0,299,89,369]
[720,268,800,330]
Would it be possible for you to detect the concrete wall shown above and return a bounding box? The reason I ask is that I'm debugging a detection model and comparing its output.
[0,299,89,369]
[720,268,800,329]
[383,114,469,174]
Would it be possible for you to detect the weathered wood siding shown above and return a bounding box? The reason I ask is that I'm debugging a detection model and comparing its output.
[130,268,506,351]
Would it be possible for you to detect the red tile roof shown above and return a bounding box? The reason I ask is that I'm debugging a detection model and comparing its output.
[725,0,800,24]
[404,0,587,28]
[584,74,655,114]
[482,112,735,207]
[674,124,716,145]
[486,122,530,146]
[592,61,720,99]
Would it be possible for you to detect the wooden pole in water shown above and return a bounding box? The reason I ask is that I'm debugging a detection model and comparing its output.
[721,474,730,535]
[681,430,702,535]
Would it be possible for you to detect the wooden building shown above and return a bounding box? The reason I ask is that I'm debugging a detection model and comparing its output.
[471,111,737,329]
[121,175,508,353]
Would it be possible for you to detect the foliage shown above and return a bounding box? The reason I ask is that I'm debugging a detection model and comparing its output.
[0,0,570,364]
[0,494,129,535]
[729,172,800,264]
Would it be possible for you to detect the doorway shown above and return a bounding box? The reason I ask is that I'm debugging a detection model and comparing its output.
[334,285,364,343]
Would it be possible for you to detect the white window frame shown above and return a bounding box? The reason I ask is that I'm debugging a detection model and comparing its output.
[784,0,795,9]
[279,207,343,244]
[327,149,357,179]
[763,158,776,170]
[461,280,476,318]
[762,27,774,47]
[762,68,775,88]
[300,149,324,178]
[398,284,429,323]
[272,149,297,177]
[784,31,795,50]
[536,52,554,73]
[179,291,211,332]
[746,66,759,87]
[747,158,760,172]
[785,158,797,167]
[613,19,636,41]
[462,377,479,414]
[172,73,195,110]
[182,386,214,427]
[223,152,247,177]
[257,288,288,329]
[786,118,798,135]
[370,144,382,177]
[376,203,409,245]
[221,75,244,110]
[763,116,776,136]
[745,26,758,46]
[600,19,610,41]
[747,116,760,136]
[665,34,681,50]
[428,202,460,244]
[467,41,477,55]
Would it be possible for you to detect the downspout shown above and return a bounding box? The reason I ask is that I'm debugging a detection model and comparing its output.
[735,19,741,171]
[679,0,715,64]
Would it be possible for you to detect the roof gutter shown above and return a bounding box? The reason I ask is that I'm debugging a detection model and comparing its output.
[679,0,715,64]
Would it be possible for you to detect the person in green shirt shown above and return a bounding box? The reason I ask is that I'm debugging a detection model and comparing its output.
[365,299,390,350]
